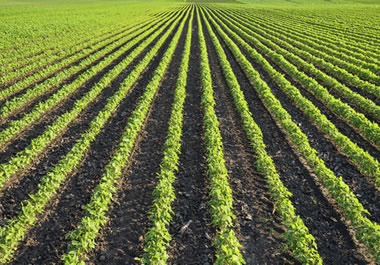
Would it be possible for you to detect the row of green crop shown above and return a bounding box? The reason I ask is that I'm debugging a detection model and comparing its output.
[0,10,183,189]
[226,9,379,75]
[0,7,189,264]
[61,8,191,264]
[236,8,380,60]
[227,9,380,83]
[203,7,380,261]
[215,10,380,121]
[0,13,172,123]
[139,6,193,265]
[197,7,244,265]
[210,9,380,151]
[200,7,323,265]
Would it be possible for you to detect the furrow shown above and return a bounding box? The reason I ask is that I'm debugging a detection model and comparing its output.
[196,7,244,264]
[140,6,193,264]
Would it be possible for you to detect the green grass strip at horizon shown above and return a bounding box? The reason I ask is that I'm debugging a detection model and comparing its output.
[235,8,380,60]
[61,8,190,265]
[226,9,379,74]
[205,8,380,260]
[197,7,244,265]
[0,11,175,122]
[0,9,184,190]
[0,8,188,264]
[217,9,380,118]
[0,15,164,102]
[201,7,322,264]
[140,6,193,265]
[209,8,380,187]
[211,9,380,150]
[0,10,180,148]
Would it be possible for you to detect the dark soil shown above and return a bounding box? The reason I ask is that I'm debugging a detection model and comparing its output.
[167,14,215,265]
[88,15,188,265]
[202,16,298,264]
[209,12,369,264]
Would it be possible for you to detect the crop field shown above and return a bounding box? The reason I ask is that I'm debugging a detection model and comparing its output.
[0,0,379,264]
